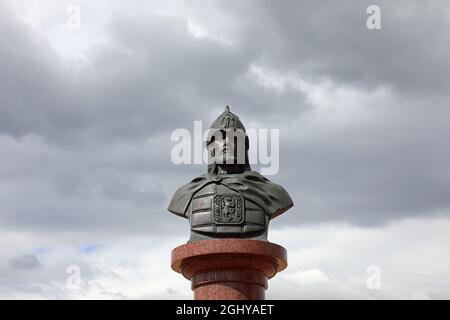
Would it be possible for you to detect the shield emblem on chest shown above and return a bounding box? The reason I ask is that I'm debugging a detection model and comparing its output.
[212,194,244,224]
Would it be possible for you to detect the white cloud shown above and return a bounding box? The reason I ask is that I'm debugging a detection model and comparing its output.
[1,217,449,299]
[268,217,450,299]
[282,268,330,285]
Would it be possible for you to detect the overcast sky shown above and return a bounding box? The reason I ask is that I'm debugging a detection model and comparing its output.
[1,0,450,299]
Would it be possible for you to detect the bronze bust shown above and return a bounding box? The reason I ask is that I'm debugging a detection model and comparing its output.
[168,106,293,242]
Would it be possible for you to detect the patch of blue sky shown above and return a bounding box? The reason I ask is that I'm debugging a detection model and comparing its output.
[33,247,50,255]
[80,244,102,253]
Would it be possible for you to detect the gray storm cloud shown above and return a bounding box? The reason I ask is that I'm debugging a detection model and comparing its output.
[2,0,449,233]
[0,0,450,299]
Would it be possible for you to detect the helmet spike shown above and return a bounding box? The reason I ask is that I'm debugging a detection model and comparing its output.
[207,105,246,143]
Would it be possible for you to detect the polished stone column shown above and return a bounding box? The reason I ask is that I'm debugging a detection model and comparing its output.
[171,239,287,300]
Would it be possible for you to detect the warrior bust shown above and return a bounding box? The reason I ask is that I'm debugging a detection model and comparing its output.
[168,106,293,242]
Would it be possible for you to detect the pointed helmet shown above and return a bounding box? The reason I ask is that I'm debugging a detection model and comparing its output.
[206,106,251,174]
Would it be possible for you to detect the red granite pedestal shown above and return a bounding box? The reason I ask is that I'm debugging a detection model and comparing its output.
[171,239,287,300]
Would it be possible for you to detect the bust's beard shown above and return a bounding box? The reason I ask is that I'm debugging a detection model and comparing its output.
[208,144,249,170]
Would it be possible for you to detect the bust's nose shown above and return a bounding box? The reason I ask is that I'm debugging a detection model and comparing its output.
[223,136,233,147]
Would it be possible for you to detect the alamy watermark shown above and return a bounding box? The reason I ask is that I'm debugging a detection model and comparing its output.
[66,264,82,290]
[171,121,280,175]
[66,5,81,31]
[366,5,381,30]
[366,265,381,290]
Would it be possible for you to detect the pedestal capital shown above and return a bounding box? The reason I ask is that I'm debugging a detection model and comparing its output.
[171,239,287,300]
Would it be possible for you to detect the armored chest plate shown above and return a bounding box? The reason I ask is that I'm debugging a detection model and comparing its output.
[212,194,244,224]
[189,182,267,236]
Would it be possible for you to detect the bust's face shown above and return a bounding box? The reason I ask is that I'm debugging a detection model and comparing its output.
[215,133,235,164]
[208,129,247,165]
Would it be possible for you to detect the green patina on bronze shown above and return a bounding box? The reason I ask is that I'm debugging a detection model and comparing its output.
[168,106,293,242]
